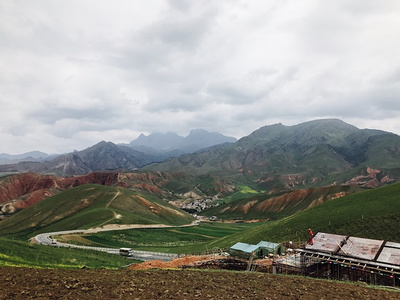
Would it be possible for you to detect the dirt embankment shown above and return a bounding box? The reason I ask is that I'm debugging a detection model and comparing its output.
[129,255,219,270]
[0,266,399,300]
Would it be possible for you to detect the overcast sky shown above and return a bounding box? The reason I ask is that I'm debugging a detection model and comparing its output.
[1,1,400,154]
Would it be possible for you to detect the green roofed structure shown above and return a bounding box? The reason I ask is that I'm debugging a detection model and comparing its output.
[229,242,261,259]
[229,241,286,259]
[257,241,286,257]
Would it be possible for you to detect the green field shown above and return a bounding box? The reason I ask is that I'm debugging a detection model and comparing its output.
[0,238,134,269]
[60,222,262,254]
[214,184,266,205]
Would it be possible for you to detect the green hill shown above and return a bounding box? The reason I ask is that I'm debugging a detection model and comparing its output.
[145,119,400,189]
[0,184,194,238]
[208,182,400,248]
[201,185,365,220]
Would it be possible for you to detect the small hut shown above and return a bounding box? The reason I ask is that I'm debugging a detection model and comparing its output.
[257,241,286,257]
[229,242,260,259]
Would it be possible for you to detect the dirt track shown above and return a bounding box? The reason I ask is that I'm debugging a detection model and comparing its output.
[1,266,399,299]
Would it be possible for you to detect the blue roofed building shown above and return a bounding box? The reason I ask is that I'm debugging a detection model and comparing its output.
[229,241,286,259]
[229,242,261,259]
[257,241,285,257]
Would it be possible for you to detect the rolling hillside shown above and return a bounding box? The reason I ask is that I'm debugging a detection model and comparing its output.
[0,171,241,221]
[0,184,194,238]
[0,172,120,216]
[201,184,365,220]
[208,182,400,248]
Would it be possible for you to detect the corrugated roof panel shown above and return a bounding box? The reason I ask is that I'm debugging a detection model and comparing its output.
[377,247,400,265]
[257,241,281,250]
[299,233,400,268]
[304,232,347,253]
[230,242,259,253]
[339,237,384,260]
[385,241,400,249]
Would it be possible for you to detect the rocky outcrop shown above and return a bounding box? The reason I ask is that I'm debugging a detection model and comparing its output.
[344,167,395,188]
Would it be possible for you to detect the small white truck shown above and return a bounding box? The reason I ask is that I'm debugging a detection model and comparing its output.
[119,248,134,257]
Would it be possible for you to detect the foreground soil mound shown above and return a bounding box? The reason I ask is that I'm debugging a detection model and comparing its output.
[129,255,219,270]
[0,266,399,299]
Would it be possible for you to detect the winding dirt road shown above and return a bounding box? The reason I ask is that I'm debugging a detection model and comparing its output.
[33,221,199,261]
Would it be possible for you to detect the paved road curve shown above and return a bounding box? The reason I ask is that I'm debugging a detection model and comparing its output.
[34,222,199,262]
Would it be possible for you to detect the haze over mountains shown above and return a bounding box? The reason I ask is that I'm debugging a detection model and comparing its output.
[124,129,237,160]
[1,119,400,189]
[2,118,400,225]
[0,151,52,165]
[0,129,237,176]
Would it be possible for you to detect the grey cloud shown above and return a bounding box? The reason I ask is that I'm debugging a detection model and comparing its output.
[206,67,298,105]
[142,93,205,113]
[109,3,217,74]
[1,1,400,154]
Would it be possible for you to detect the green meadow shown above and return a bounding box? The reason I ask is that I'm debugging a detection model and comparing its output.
[0,238,135,269]
[59,222,261,254]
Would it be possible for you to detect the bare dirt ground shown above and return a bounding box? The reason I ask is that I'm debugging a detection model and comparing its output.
[129,255,224,270]
[1,266,399,299]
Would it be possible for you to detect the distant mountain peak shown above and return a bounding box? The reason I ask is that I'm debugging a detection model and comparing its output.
[146,119,400,189]
[129,129,237,153]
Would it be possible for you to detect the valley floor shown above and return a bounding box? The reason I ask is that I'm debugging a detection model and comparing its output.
[0,266,399,299]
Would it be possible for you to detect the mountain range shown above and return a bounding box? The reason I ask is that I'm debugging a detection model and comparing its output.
[3,118,400,235]
[0,151,53,165]
[126,129,237,155]
[1,119,400,189]
[0,129,237,176]
[145,119,400,189]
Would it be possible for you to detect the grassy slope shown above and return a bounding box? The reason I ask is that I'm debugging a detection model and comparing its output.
[0,238,133,268]
[207,182,400,248]
[0,184,194,239]
[52,183,400,254]
[202,185,365,220]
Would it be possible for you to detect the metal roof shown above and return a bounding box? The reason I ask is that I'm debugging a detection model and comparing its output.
[338,236,384,260]
[304,232,347,254]
[230,242,259,254]
[299,232,400,270]
[257,241,282,250]
[377,242,400,265]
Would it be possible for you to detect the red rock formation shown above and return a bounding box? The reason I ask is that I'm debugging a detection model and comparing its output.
[0,172,120,215]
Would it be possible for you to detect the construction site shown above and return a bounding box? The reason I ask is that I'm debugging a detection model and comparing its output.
[296,232,400,286]
[133,232,400,288]
[252,232,400,287]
